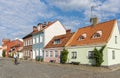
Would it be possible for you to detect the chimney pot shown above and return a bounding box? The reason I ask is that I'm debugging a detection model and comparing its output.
[90,17,98,26]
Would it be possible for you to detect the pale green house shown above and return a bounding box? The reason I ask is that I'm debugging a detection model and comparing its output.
[66,19,120,66]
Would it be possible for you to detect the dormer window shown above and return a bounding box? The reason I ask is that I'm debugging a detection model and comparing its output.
[93,33,101,38]
[79,36,85,40]
[54,39,60,44]
[78,33,87,40]
[92,30,102,38]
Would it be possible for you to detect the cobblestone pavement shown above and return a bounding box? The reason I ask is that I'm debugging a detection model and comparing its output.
[0,58,120,78]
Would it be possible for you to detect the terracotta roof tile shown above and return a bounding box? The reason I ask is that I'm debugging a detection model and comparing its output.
[45,33,74,48]
[66,19,116,46]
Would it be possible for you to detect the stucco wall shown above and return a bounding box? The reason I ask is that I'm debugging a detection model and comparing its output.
[67,46,108,66]
[44,48,63,63]
[44,21,66,46]
[106,21,120,65]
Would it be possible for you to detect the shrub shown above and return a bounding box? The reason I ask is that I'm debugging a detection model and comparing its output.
[60,49,68,64]
[93,45,106,67]
[2,50,6,57]
[36,56,40,61]
[72,62,80,65]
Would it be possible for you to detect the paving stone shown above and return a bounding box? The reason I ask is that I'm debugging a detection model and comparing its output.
[0,58,120,78]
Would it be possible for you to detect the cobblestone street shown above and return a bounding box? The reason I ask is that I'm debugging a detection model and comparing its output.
[0,58,120,78]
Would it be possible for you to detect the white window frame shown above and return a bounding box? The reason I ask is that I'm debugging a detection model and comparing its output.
[71,51,77,59]
[50,51,53,57]
[88,51,94,59]
[40,36,43,43]
[55,51,58,57]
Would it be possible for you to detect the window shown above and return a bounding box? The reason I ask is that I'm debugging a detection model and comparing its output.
[46,51,49,57]
[40,36,43,43]
[36,37,39,43]
[55,51,58,57]
[88,51,94,59]
[30,39,32,45]
[24,41,25,46]
[50,51,53,57]
[54,39,60,44]
[112,50,115,59]
[93,33,101,38]
[33,38,35,44]
[79,36,85,40]
[71,52,77,59]
[28,40,29,45]
[115,36,117,44]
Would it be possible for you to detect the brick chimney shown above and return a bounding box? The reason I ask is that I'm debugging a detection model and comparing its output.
[37,23,43,31]
[90,17,98,26]
[48,22,53,26]
[66,29,71,34]
[33,26,38,32]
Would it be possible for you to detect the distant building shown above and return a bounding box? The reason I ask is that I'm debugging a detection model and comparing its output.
[22,27,38,60]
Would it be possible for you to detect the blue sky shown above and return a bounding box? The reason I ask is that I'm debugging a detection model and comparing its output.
[0,0,120,45]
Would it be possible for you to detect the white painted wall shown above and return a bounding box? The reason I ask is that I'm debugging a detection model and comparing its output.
[107,21,120,49]
[0,49,2,57]
[107,21,120,65]
[67,45,108,66]
[44,21,66,46]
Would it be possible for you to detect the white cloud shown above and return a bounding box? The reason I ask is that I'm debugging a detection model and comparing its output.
[0,0,56,44]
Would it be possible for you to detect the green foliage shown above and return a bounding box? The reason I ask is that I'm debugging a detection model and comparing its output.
[2,50,6,57]
[93,45,106,66]
[60,49,68,64]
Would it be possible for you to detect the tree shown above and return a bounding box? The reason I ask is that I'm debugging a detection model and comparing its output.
[93,45,106,66]
[2,50,6,57]
[60,49,68,64]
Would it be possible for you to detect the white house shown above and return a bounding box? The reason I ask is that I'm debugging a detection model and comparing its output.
[66,19,120,66]
[32,20,66,59]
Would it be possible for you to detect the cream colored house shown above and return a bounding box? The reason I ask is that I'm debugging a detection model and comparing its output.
[66,19,120,66]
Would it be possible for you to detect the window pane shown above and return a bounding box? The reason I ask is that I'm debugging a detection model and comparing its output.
[88,51,94,59]
[71,52,77,59]
[112,51,115,59]
[50,51,53,57]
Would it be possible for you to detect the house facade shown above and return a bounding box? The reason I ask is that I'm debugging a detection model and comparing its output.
[23,32,33,59]
[2,39,10,57]
[66,19,120,66]
[44,30,74,63]
[32,20,66,60]
[6,39,23,58]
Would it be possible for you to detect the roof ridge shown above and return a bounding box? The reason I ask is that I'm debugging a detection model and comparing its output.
[78,19,116,30]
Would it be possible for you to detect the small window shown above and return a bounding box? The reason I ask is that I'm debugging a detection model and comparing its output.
[54,39,61,44]
[79,36,85,40]
[55,51,58,57]
[112,50,115,59]
[40,36,43,43]
[50,51,53,57]
[36,37,39,43]
[93,33,101,38]
[46,51,49,57]
[88,51,94,59]
[33,38,35,44]
[115,36,117,44]
[71,52,77,59]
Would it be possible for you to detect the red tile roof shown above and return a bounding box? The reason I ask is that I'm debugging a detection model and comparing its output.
[66,19,116,46]
[45,33,74,48]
